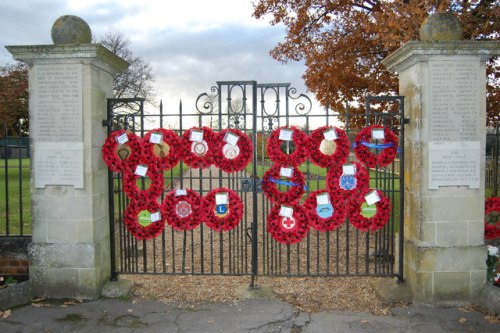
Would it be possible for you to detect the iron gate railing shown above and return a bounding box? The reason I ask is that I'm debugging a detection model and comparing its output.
[105,81,405,284]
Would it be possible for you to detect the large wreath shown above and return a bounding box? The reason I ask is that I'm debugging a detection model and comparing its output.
[213,128,253,173]
[303,190,347,232]
[354,125,399,168]
[123,199,165,240]
[122,163,164,202]
[266,204,310,244]
[161,188,202,231]
[102,129,142,173]
[485,197,500,240]
[348,189,391,232]
[181,126,216,169]
[266,126,309,166]
[326,162,370,202]
[262,164,306,204]
[201,188,244,232]
[308,126,350,168]
[142,128,183,170]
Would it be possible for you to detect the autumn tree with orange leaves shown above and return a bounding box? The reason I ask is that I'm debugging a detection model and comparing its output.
[0,62,29,137]
[253,0,499,125]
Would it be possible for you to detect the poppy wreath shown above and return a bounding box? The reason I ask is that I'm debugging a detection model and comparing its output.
[266,203,310,244]
[142,128,183,170]
[122,163,164,202]
[353,125,399,168]
[161,188,202,231]
[261,164,306,204]
[124,199,165,240]
[485,197,500,240]
[213,128,253,173]
[308,126,350,168]
[181,126,216,169]
[266,126,309,166]
[326,162,370,202]
[102,129,142,173]
[348,189,391,232]
[201,188,244,232]
[303,190,347,232]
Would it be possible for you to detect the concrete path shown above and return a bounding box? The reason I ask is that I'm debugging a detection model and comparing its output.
[1,297,499,333]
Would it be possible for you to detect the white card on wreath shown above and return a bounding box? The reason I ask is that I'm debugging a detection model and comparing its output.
[323,128,338,141]
[280,167,294,178]
[116,133,129,145]
[175,188,187,196]
[224,132,240,146]
[150,132,163,144]
[316,193,331,205]
[371,128,385,140]
[279,129,294,141]
[216,193,229,205]
[151,211,161,222]
[135,165,148,177]
[365,190,381,205]
[342,164,356,175]
[190,130,204,142]
[279,206,294,218]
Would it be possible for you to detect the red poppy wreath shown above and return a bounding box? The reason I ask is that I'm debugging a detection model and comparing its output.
[266,126,309,166]
[102,129,142,173]
[142,128,183,170]
[485,197,500,240]
[201,188,244,232]
[262,164,306,204]
[213,128,253,173]
[348,189,391,232]
[353,125,399,168]
[122,163,164,202]
[161,188,202,231]
[308,126,350,168]
[303,190,347,232]
[181,126,216,169]
[124,199,165,240]
[326,161,370,203]
[266,203,310,244]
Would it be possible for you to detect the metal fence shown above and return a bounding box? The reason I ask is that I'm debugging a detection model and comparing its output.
[486,125,499,197]
[105,81,405,284]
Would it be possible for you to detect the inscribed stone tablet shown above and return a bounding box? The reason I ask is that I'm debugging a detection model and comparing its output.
[33,64,83,142]
[34,142,84,188]
[428,141,480,189]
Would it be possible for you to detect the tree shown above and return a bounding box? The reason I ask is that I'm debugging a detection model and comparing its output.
[253,0,499,125]
[0,62,29,137]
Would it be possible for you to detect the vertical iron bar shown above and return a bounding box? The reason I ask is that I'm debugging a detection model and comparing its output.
[251,81,258,286]
[106,100,118,281]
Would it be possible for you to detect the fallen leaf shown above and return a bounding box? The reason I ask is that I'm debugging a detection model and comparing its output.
[485,315,500,324]
[32,297,45,302]
[0,310,12,318]
[361,320,370,324]
[128,309,133,313]
[458,317,467,324]
[208,320,215,324]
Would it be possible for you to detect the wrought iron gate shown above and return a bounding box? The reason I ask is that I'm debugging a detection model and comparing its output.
[105,81,405,283]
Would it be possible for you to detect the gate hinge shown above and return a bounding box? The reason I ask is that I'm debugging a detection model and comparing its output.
[102,119,112,127]
[240,178,262,192]
[403,118,410,125]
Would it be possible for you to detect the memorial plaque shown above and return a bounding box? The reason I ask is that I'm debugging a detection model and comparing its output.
[34,142,84,189]
[33,64,83,142]
[428,141,480,189]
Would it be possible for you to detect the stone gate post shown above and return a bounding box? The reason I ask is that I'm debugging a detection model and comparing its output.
[382,12,499,304]
[6,16,128,299]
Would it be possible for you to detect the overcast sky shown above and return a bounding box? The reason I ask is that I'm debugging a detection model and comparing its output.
[0,0,311,115]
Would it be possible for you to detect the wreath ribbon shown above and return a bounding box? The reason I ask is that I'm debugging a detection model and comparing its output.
[269,177,309,190]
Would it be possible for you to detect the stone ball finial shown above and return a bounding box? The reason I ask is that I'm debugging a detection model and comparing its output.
[419,11,463,41]
[51,15,92,45]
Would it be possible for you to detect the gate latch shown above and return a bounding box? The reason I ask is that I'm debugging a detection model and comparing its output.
[241,178,253,192]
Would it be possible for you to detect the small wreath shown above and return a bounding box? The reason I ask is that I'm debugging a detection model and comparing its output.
[485,197,500,240]
[213,128,253,173]
[102,129,142,172]
[266,204,310,244]
[181,126,216,169]
[124,199,165,240]
[326,162,370,202]
[348,189,391,232]
[201,188,244,232]
[303,190,347,232]
[266,126,309,166]
[122,164,164,202]
[261,164,306,204]
[142,128,183,170]
[308,126,350,168]
[354,125,399,168]
[161,188,202,231]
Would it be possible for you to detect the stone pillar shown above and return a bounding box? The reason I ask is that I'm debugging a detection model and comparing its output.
[382,13,499,304]
[6,16,128,299]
